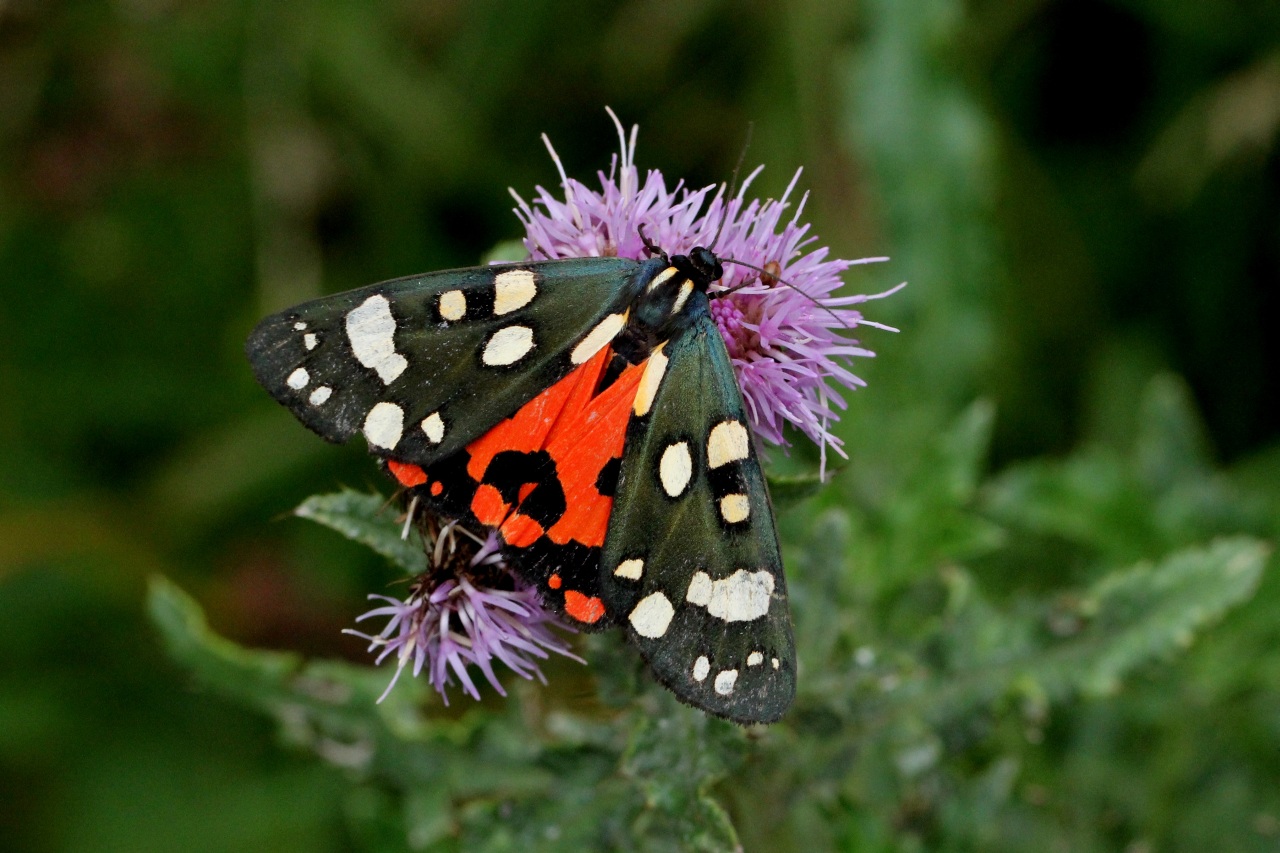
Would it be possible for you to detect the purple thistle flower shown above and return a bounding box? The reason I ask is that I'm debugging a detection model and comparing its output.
[346,521,582,704]
[511,109,903,468]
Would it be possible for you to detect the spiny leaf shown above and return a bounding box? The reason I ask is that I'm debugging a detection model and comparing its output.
[1071,536,1269,695]
[886,537,1269,726]
[295,490,426,575]
[622,708,745,852]
[147,576,548,794]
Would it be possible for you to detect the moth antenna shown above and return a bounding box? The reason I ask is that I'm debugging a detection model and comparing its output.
[452,523,489,548]
[637,223,667,260]
[708,122,754,253]
[716,256,856,331]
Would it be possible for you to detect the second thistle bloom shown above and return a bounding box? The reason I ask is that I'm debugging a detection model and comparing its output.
[346,518,582,704]
[512,111,901,463]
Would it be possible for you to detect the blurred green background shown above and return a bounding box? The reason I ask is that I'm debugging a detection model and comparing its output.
[2,1,1278,851]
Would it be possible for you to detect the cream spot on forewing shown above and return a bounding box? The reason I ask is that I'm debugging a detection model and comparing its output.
[646,266,678,293]
[492,269,537,315]
[772,657,780,670]
[707,420,750,469]
[693,656,710,682]
[304,333,317,350]
[686,571,712,606]
[570,312,626,365]
[363,402,404,449]
[421,411,445,444]
[719,494,750,524]
[670,280,694,316]
[629,592,675,638]
[747,651,764,667]
[346,295,408,384]
[659,441,692,497]
[482,325,535,366]
[309,386,332,406]
[439,290,466,321]
[632,345,668,417]
[614,558,644,581]
[293,321,307,330]
[685,569,774,623]
[286,367,309,389]
[714,670,738,695]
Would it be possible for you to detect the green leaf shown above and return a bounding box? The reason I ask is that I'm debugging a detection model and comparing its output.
[621,709,745,852]
[984,375,1256,558]
[766,469,832,509]
[981,449,1160,559]
[1070,537,1269,695]
[931,397,998,502]
[482,239,529,264]
[1135,373,1214,489]
[295,490,426,575]
[148,576,695,850]
[147,575,544,794]
[889,537,1269,727]
[874,401,1005,584]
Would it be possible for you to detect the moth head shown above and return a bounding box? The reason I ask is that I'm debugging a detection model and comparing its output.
[676,246,724,292]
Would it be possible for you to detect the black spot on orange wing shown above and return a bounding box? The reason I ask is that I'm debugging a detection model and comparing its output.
[594,456,621,498]
[384,451,478,521]
[383,345,657,630]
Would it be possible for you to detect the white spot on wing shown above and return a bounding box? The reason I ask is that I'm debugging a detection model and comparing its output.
[714,669,738,695]
[493,269,537,315]
[629,592,675,638]
[482,325,535,366]
[646,267,678,293]
[659,441,692,497]
[421,411,445,444]
[692,656,710,682]
[570,312,627,365]
[363,402,404,449]
[439,290,466,321]
[614,558,644,580]
[309,386,332,405]
[747,651,764,667]
[346,295,408,384]
[707,420,750,469]
[719,493,750,524]
[286,367,309,389]
[633,345,668,417]
[772,657,780,670]
[670,280,694,316]
[304,333,317,350]
[293,321,307,330]
[686,571,712,606]
[685,569,775,623]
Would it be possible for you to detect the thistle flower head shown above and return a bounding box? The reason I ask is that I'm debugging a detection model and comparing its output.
[346,519,581,704]
[511,109,902,467]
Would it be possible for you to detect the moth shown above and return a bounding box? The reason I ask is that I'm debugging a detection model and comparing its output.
[246,238,795,723]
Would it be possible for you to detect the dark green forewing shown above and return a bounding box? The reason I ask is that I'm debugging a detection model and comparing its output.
[600,294,796,724]
[246,258,642,467]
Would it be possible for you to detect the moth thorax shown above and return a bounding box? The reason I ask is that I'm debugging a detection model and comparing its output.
[616,255,715,364]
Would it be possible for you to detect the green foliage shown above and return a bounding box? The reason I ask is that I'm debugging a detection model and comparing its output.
[149,574,748,852]
[296,491,426,576]
[148,387,1270,849]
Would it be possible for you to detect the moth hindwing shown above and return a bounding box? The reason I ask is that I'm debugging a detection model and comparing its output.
[246,249,796,724]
